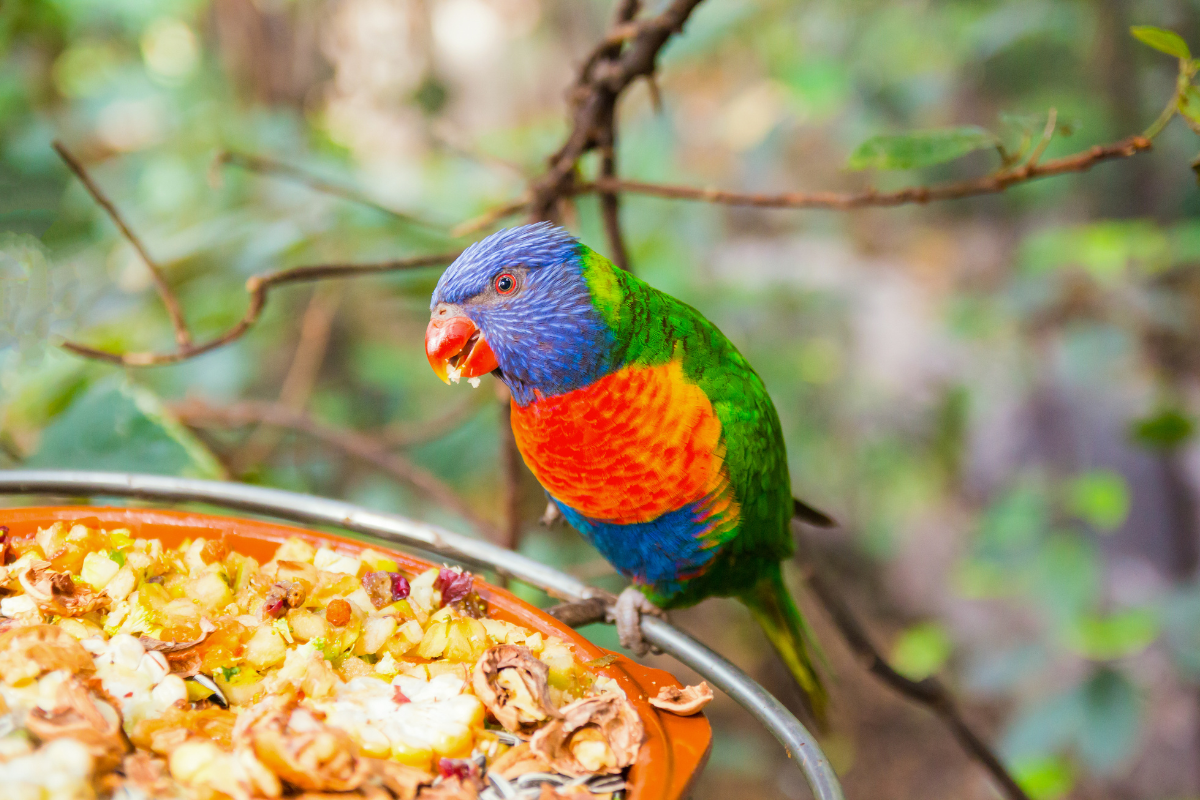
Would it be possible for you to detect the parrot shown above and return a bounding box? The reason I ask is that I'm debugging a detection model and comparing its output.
[424,222,831,720]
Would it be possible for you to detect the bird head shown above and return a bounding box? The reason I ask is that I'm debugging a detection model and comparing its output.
[426,223,618,404]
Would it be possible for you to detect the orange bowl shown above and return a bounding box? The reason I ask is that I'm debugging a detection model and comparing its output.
[0,506,713,800]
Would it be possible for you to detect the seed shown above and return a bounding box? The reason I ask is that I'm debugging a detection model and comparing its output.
[325,599,352,627]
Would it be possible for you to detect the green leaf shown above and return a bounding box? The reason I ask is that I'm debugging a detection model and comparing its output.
[108,549,125,567]
[1012,755,1075,800]
[1067,608,1160,660]
[1077,669,1140,772]
[1065,471,1130,532]
[846,126,998,171]
[1179,87,1200,130]
[890,622,953,680]
[1131,409,1194,449]
[1131,26,1191,59]
[25,378,223,478]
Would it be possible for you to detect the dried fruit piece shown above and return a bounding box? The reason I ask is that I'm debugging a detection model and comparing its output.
[529,693,644,776]
[649,681,713,715]
[472,645,560,734]
[362,571,396,609]
[434,569,473,606]
[436,757,477,782]
[326,599,352,627]
[389,572,411,601]
[199,537,229,565]
[0,624,94,685]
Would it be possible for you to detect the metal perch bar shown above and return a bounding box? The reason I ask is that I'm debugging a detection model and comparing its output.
[0,470,844,800]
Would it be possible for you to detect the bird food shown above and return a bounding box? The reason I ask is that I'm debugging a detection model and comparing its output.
[0,520,649,799]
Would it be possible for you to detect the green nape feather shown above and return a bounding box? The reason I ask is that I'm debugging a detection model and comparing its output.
[578,245,829,719]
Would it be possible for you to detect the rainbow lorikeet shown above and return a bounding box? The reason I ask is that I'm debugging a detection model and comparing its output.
[425,222,830,718]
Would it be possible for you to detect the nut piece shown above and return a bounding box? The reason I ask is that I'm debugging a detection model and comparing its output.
[243,705,369,792]
[0,624,94,685]
[364,758,432,800]
[529,693,645,777]
[25,675,131,772]
[487,743,551,781]
[19,561,109,616]
[471,645,560,734]
[649,681,713,716]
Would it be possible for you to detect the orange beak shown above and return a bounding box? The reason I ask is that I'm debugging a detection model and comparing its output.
[425,315,499,385]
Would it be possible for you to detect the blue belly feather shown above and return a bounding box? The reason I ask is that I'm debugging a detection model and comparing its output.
[552,498,722,597]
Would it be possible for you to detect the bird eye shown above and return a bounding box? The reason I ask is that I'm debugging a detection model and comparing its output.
[495,273,517,295]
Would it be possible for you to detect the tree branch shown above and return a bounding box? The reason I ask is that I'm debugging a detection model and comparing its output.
[173,398,502,542]
[802,566,1032,800]
[60,251,460,366]
[528,0,706,220]
[575,134,1152,211]
[54,140,193,348]
[231,283,342,473]
[216,150,449,234]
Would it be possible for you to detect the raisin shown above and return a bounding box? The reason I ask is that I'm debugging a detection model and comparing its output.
[325,599,351,627]
[361,571,394,609]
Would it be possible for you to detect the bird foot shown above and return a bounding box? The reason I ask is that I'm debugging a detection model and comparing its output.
[606,587,667,656]
[540,502,562,528]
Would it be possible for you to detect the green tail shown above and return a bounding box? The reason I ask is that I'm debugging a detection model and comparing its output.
[740,563,829,727]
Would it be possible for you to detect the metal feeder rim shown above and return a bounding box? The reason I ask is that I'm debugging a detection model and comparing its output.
[0,470,844,800]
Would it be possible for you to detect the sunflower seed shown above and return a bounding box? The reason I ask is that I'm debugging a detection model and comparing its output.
[515,772,566,787]
[188,674,227,707]
[488,773,518,799]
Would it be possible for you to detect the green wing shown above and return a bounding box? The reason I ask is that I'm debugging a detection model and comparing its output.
[581,248,794,597]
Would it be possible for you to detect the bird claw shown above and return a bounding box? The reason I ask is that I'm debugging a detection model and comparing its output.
[540,502,562,528]
[606,587,666,656]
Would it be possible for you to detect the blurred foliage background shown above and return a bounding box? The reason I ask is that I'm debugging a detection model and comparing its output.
[5,0,1200,798]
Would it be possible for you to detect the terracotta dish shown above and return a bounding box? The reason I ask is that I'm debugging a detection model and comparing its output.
[0,506,712,800]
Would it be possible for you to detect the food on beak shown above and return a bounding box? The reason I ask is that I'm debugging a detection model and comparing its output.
[425,316,498,386]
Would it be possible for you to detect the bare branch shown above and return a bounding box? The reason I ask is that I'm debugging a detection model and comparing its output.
[574,134,1152,211]
[494,382,522,552]
[173,398,502,542]
[232,283,343,473]
[53,141,193,348]
[528,0,707,220]
[60,251,461,366]
[802,565,1032,800]
[450,197,530,238]
[379,393,488,448]
[216,150,449,234]
[593,0,640,273]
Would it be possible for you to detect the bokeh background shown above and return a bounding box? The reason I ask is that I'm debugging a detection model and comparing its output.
[5,1,1200,798]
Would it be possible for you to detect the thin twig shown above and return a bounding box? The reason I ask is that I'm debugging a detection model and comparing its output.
[232,283,343,473]
[379,393,488,448]
[528,0,707,220]
[572,134,1152,211]
[802,566,1032,800]
[173,398,502,542]
[494,382,522,552]
[217,151,448,234]
[53,141,193,348]
[60,251,461,366]
[450,197,530,238]
[594,0,639,273]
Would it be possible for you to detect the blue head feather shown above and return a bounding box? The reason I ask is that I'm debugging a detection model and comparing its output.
[431,223,618,405]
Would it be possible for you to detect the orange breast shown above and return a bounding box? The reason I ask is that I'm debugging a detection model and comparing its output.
[510,361,729,525]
